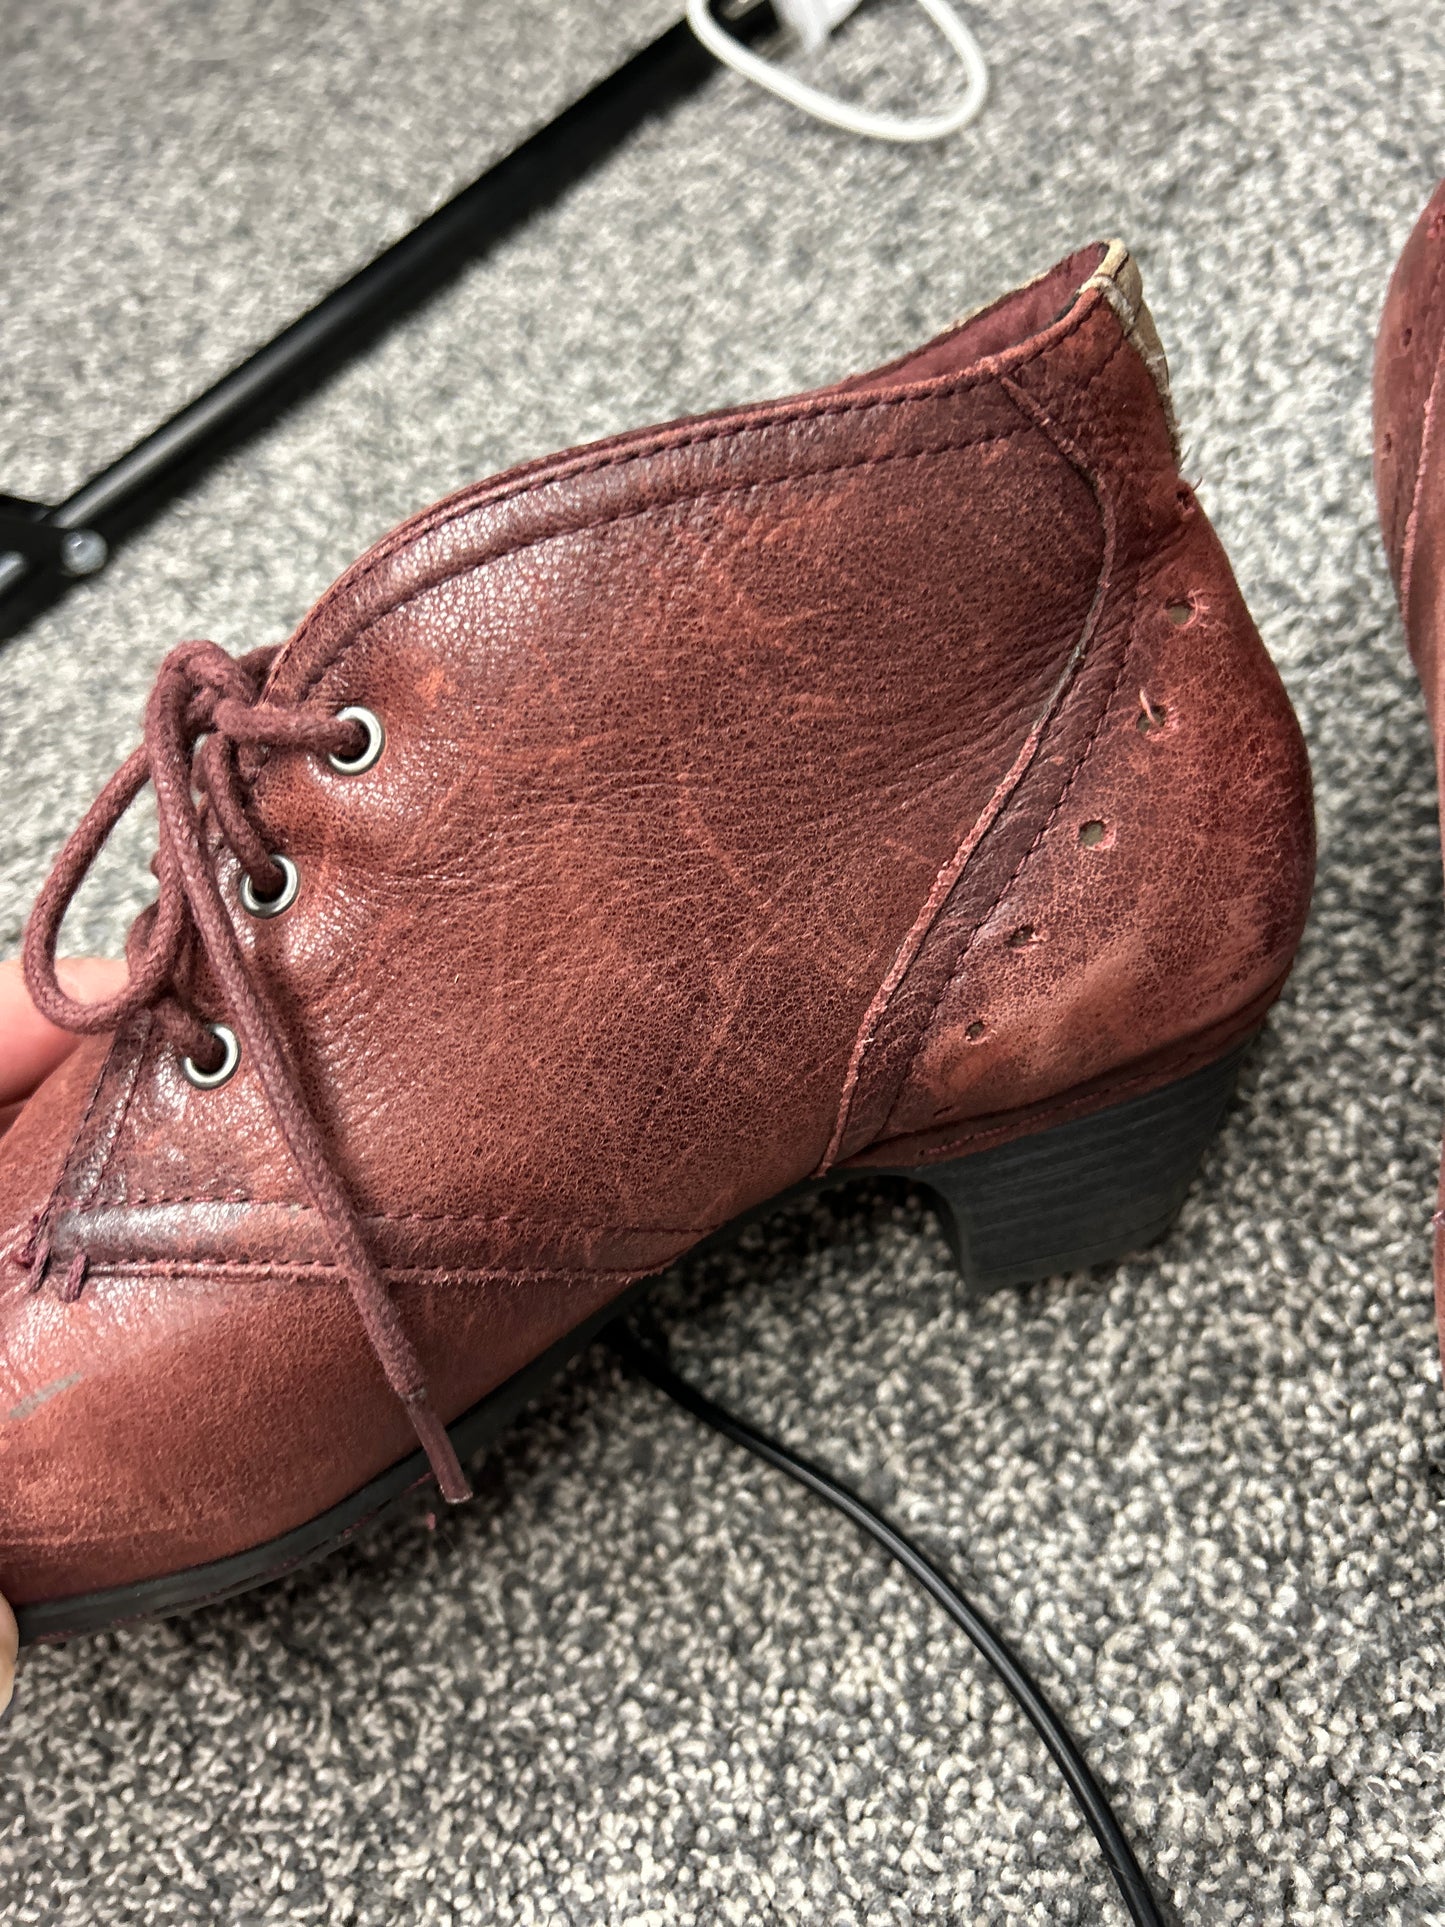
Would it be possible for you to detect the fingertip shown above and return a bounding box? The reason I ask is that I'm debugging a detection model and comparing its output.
[0,955,128,1108]
[52,956,131,1006]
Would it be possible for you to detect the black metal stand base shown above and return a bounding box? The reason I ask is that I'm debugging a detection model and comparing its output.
[0,5,776,645]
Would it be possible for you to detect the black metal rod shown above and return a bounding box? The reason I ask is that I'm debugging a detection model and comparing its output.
[0,6,775,639]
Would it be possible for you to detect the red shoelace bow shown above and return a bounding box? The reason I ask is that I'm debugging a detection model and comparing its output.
[22,639,472,1504]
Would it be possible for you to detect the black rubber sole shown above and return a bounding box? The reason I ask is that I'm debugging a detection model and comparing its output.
[16,1045,1245,1645]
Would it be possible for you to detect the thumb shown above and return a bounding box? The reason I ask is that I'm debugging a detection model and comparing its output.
[0,955,130,1113]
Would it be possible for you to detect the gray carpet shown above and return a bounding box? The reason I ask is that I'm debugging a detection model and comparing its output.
[2,1,1444,1920]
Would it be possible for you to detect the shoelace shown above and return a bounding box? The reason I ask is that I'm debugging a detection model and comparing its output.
[20,638,471,1504]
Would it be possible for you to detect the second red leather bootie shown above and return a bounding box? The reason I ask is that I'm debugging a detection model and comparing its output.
[0,239,1314,1641]
[1376,180,1445,1360]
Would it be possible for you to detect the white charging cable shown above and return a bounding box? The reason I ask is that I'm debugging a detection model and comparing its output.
[686,0,989,144]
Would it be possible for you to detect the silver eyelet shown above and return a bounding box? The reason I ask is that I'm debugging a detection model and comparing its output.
[181,1023,240,1090]
[327,705,385,775]
[239,852,300,919]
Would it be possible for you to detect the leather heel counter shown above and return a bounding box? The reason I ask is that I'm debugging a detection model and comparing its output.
[1375,181,1445,607]
[881,500,1315,1143]
[1375,182,1445,719]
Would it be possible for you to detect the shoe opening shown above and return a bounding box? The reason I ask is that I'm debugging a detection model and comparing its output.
[827,243,1107,395]
[828,238,1178,455]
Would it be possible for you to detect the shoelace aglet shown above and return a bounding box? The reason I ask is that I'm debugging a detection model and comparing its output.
[57,1251,88,1303]
[407,1396,472,1505]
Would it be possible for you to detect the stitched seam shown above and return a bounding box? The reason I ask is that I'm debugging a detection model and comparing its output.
[1070,328,1132,430]
[17,1020,140,1272]
[881,359,1158,1129]
[90,1189,261,1207]
[819,362,1124,1168]
[67,1199,710,1234]
[951,483,1206,927]
[71,1258,642,1282]
[83,1014,156,1210]
[1401,323,1445,621]
[911,573,1145,1048]
[287,429,1033,708]
[272,292,1108,699]
[66,1047,123,1207]
[46,1043,117,1213]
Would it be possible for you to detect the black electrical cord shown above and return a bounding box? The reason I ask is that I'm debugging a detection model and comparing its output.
[609,1327,1168,1927]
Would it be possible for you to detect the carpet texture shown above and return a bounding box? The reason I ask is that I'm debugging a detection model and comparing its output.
[2,2,1445,1921]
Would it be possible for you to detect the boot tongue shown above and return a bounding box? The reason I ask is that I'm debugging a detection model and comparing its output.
[1079,240,1180,458]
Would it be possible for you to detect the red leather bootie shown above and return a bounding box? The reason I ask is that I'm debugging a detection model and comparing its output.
[1,240,1314,1641]
[1376,179,1445,1354]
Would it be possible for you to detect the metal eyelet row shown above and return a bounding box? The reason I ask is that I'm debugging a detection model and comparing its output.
[182,704,384,1091]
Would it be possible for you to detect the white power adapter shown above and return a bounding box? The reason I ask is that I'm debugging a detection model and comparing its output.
[686,0,989,143]
[770,0,871,53]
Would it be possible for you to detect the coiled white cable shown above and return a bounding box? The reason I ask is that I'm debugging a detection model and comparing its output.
[686,0,989,144]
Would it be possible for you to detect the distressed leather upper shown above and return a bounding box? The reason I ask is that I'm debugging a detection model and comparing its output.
[0,242,1314,1608]
[1375,180,1445,1352]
